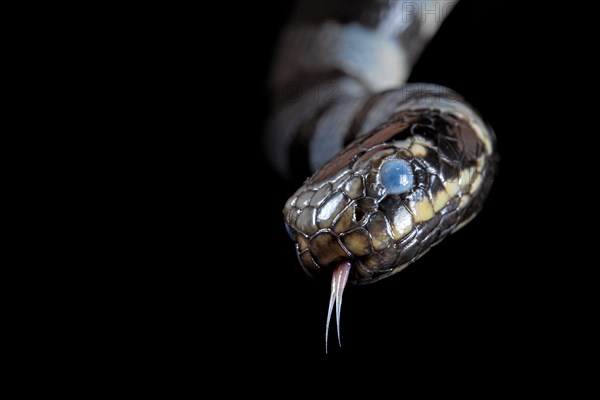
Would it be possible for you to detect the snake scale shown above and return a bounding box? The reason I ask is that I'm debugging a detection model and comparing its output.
[266,0,496,351]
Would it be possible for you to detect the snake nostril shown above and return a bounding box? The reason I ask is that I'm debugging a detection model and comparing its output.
[354,207,366,222]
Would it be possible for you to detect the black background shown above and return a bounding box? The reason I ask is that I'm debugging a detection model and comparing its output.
[133,0,587,378]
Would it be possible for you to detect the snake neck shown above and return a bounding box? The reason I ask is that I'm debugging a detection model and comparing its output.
[266,0,457,180]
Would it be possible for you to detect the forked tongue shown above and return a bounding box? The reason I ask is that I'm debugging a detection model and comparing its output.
[325,261,352,353]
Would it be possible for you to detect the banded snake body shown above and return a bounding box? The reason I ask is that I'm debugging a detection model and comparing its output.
[266,0,496,351]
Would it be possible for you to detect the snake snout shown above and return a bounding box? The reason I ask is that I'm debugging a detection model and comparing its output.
[285,206,377,280]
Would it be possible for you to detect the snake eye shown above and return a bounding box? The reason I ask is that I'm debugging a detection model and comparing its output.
[380,159,414,195]
[284,222,295,239]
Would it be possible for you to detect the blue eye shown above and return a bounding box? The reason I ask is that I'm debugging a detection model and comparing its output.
[380,159,414,195]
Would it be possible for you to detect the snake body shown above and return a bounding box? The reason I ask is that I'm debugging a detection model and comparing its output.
[266,0,496,350]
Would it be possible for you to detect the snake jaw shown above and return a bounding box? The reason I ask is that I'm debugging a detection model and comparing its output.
[325,261,352,353]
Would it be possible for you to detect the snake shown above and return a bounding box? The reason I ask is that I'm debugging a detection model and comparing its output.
[266,0,496,352]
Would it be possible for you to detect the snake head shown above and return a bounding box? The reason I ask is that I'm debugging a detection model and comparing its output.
[283,107,494,286]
